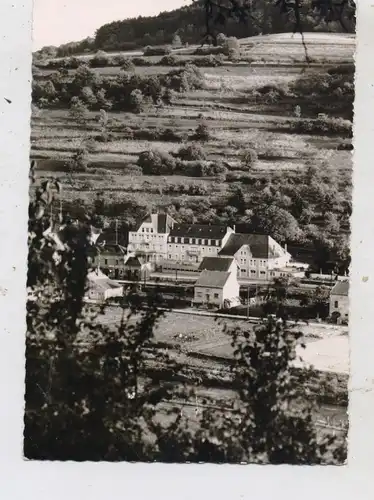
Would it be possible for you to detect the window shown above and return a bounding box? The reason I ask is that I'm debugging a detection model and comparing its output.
[142,228,144,232]
[334,301,339,308]
[196,292,202,298]
[198,239,202,245]
[251,270,256,275]
[208,248,211,252]
[104,259,108,265]
[241,269,246,273]
[169,245,171,248]
[183,238,188,244]
[146,228,149,232]
[116,260,119,265]
[260,271,265,275]
[214,293,219,299]
[192,238,196,244]
[204,239,208,245]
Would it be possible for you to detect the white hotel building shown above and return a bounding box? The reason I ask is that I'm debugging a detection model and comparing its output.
[166,224,234,265]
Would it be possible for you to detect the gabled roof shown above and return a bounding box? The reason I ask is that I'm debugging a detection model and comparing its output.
[134,213,175,234]
[195,270,231,288]
[125,256,142,268]
[169,224,231,240]
[331,280,349,296]
[97,243,126,255]
[219,233,281,259]
[198,256,235,272]
[87,270,122,291]
[96,230,127,247]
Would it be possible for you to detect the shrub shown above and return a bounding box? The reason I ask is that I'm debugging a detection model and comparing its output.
[120,58,136,72]
[112,54,130,66]
[137,149,177,175]
[163,64,204,92]
[241,148,258,169]
[143,45,171,56]
[216,33,227,46]
[159,54,180,66]
[91,50,110,67]
[172,34,182,47]
[290,117,352,137]
[68,97,89,123]
[123,127,134,139]
[130,89,145,113]
[194,122,210,141]
[70,146,89,172]
[193,46,225,56]
[177,144,207,161]
[193,55,224,67]
[223,37,241,60]
[131,57,152,66]
[160,128,181,142]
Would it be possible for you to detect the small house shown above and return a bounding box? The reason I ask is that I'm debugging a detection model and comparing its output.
[85,269,123,303]
[193,269,240,309]
[329,280,349,324]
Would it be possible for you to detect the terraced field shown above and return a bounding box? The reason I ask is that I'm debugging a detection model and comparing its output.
[32,33,354,203]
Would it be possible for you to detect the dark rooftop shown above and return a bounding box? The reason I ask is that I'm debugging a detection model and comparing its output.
[195,270,231,288]
[134,213,175,234]
[331,280,349,296]
[198,256,235,272]
[219,233,281,259]
[169,224,231,240]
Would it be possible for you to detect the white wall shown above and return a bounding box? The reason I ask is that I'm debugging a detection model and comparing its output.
[329,294,349,319]
[128,226,169,262]
[234,239,291,281]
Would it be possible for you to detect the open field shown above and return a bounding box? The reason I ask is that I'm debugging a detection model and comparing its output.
[97,307,349,374]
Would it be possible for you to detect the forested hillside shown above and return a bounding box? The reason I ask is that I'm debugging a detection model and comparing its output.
[39,0,354,58]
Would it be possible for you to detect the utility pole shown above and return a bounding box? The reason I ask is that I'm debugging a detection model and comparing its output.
[58,198,63,223]
[247,286,250,319]
[115,218,118,245]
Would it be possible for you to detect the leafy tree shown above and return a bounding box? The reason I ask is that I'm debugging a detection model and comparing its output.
[216,33,227,46]
[130,89,145,114]
[194,122,210,141]
[195,317,347,464]
[177,143,207,161]
[70,146,89,172]
[250,205,301,243]
[312,286,329,319]
[68,97,89,124]
[120,58,136,72]
[81,86,97,106]
[172,33,182,46]
[25,173,189,461]
[137,149,177,175]
[228,187,246,214]
[91,50,110,67]
[241,148,258,170]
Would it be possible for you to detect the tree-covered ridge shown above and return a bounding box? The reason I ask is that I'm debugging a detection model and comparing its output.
[38,0,355,58]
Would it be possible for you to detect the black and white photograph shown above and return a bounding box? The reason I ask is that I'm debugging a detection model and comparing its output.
[26,0,355,464]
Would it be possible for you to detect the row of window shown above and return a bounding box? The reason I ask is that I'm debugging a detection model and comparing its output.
[132,233,164,240]
[169,237,220,246]
[196,291,220,300]
[241,269,266,275]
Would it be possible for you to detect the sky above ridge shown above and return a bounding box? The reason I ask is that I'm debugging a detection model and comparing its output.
[32,0,192,50]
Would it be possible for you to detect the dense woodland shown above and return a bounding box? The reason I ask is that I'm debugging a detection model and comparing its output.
[34,0,355,58]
